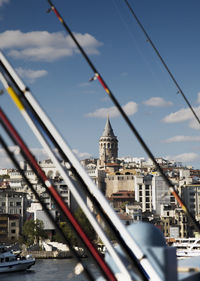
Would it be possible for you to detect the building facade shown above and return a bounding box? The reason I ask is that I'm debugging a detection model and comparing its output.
[98,117,118,168]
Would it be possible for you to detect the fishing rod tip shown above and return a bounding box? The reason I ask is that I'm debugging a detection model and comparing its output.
[89,75,97,82]
[46,8,52,14]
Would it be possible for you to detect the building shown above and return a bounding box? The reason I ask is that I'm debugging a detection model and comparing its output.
[135,174,170,215]
[117,213,134,226]
[125,203,142,221]
[105,170,135,197]
[181,184,200,220]
[0,189,28,227]
[0,214,20,242]
[98,117,118,168]
[135,174,153,213]
[109,190,135,208]
[85,164,106,193]
[152,175,170,215]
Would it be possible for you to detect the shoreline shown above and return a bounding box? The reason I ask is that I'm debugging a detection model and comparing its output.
[22,250,87,259]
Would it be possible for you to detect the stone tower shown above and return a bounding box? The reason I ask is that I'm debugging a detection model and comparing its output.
[99,117,118,167]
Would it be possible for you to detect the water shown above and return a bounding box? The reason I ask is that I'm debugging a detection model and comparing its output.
[0,259,100,281]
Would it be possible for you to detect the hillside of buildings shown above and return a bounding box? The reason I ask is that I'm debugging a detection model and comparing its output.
[0,117,200,247]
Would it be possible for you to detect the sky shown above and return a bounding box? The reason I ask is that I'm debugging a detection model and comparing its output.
[1,0,200,169]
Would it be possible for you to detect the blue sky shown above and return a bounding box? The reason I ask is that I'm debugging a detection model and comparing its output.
[1,0,200,169]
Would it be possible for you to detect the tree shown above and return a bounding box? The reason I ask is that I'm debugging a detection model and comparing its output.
[22,219,47,246]
[0,175,10,179]
[75,207,96,242]
[53,208,96,245]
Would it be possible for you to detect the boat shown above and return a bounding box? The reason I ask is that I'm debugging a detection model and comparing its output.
[0,246,35,273]
[171,238,200,259]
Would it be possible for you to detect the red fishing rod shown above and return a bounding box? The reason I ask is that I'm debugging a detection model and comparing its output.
[0,57,136,281]
[0,107,118,281]
[46,0,200,235]
[0,134,95,281]
[0,56,147,281]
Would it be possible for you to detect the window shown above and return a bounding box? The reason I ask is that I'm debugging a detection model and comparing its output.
[10,202,14,207]
[11,222,16,227]
[16,202,21,206]
[11,229,16,234]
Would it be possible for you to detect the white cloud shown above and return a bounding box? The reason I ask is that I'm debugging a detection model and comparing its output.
[29,148,48,161]
[164,135,200,143]
[165,153,199,164]
[143,97,173,107]
[16,67,48,83]
[0,0,9,7]
[0,30,102,62]
[86,101,138,118]
[0,146,21,168]
[162,106,200,127]
[72,149,92,159]
[0,146,49,169]
[0,145,91,168]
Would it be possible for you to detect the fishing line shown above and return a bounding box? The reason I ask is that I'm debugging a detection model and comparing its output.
[111,0,171,94]
[46,0,200,235]
[0,107,118,281]
[0,132,95,281]
[122,0,200,125]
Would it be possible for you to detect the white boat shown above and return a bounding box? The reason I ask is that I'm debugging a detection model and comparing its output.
[0,246,35,273]
[172,238,200,258]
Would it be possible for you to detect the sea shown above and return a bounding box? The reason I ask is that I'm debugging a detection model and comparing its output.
[1,256,199,280]
[0,259,100,281]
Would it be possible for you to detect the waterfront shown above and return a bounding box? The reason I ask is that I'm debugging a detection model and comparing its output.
[0,259,99,281]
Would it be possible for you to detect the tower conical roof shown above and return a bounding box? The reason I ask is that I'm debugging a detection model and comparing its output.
[102,117,115,137]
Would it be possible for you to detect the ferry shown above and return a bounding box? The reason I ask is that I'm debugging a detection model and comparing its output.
[0,246,35,273]
[172,238,200,258]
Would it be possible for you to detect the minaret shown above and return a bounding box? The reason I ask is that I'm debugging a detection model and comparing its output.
[99,117,118,167]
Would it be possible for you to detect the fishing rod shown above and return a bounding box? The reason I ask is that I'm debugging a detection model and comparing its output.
[0,107,118,281]
[0,133,95,281]
[0,51,152,280]
[0,52,148,280]
[122,0,200,126]
[0,67,134,281]
[46,0,200,235]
